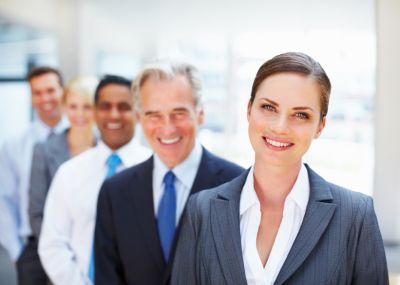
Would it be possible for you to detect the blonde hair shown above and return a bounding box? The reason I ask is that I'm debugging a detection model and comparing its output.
[63,76,99,104]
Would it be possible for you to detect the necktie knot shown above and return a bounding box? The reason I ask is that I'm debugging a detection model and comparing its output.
[163,171,175,187]
[106,153,122,178]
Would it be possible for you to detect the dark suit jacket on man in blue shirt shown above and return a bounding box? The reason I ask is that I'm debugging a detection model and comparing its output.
[94,147,244,285]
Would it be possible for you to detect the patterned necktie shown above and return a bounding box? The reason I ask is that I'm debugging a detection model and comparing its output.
[88,153,122,282]
[157,171,177,261]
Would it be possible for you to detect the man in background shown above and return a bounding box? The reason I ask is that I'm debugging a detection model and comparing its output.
[95,62,244,285]
[0,67,69,285]
[38,75,151,285]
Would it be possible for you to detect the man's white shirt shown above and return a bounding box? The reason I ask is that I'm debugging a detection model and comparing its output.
[0,118,68,261]
[240,164,310,285]
[39,138,151,285]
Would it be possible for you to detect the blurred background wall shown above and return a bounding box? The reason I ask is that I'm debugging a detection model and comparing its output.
[0,0,399,282]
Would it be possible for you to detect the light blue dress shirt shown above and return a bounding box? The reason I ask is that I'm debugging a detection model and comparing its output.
[0,118,68,261]
[152,140,203,224]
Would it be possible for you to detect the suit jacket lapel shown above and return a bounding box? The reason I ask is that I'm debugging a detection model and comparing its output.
[275,165,337,285]
[46,131,70,179]
[163,148,228,283]
[210,171,249,285]
[129,157,165,271]
[191,148,222,193]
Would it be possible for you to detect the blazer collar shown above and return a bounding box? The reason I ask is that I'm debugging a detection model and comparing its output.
[46,130,70,163]
[274,164,337,285]
[191,147,224,193]
[210,165,337,285]
[128,157,166,271]
[210,170,249,284]
[129,148,235,283]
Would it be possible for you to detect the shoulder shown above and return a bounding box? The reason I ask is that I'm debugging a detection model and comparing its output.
[55,146,97,175]
[0,126,37,165]
[307,165,374,218]
[100,156,153,194]
[1,125,34,150]
[47,131,68,148]
[328,181,373,214]
[188,170,247,213]
[202,148,244,176]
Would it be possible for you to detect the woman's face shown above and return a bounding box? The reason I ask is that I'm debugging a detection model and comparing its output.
[64,92,95,131]
[247,72,325,169]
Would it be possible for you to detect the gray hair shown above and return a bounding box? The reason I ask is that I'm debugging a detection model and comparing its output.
[131,61,203,112]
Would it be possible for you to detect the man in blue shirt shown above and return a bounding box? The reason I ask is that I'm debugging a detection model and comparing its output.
[0,67,68,285]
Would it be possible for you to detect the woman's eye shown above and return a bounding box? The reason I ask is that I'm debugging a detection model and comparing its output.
[295,112,309,119]
[262,104,275,111]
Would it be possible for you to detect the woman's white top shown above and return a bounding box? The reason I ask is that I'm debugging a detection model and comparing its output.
[239,165,310,285]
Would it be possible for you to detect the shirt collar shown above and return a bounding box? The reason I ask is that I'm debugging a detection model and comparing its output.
[97,137,148,167]
[154,140,203,189]
[286,164,309,212]
[240,164,310,215]
[33,116,69,139]
[240,167,258,216]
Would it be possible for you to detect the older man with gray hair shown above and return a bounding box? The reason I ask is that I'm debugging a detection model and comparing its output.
[94,61,244,285]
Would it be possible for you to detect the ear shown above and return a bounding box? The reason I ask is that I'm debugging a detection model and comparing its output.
[247,100,252,121]
[314,117,326,139]
[197,108,205,125]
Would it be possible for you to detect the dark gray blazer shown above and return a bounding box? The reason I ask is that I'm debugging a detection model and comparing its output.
[172,165,389,285]
[28,130,70,238]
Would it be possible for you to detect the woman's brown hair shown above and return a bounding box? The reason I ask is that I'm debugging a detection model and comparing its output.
[250,52,331,119]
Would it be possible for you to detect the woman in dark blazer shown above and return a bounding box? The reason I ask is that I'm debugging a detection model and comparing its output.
[172,52,388,285]
[29,76,98,238]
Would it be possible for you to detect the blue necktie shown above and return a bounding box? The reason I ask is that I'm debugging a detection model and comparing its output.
[157,171,177,261]
[88,153,122,282]
[106,153,122,178]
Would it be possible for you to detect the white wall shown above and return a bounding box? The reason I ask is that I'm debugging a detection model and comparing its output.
[375,0,400,243]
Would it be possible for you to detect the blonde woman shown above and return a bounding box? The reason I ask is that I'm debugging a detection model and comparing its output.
[29,76,98,239]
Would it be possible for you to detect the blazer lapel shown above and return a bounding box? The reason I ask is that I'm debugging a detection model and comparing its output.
[191,147,222,194]
[210,171,249,285]
[129,157,165,271]
[163,148,230,283]
[275,165,337,285]
[47,131,70,171]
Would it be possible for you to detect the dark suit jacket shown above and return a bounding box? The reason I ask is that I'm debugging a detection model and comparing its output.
[172,165,389,285]
[29,130,70,238]
[94,147,244,285]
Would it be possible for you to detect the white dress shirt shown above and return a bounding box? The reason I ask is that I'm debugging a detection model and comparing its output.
[0,118,68,261]
[38,138,151,285]
[240,164,310,285]
[152,140,202,225]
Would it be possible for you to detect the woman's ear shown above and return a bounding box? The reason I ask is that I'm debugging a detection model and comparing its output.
[247,100,252,121]
[314,116,326,138]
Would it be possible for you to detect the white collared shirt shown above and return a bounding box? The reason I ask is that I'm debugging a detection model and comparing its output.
[0,118,69,261]
[152,140,202,225]
[240,164,310,285]
[39,138,151,285]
